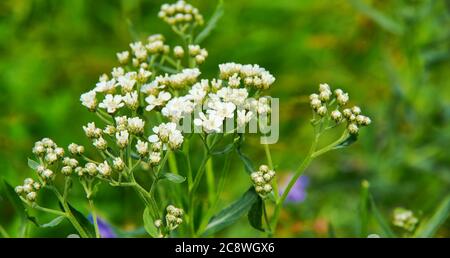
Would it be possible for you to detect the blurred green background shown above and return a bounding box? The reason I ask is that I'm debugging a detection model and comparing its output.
[0,0,449,237]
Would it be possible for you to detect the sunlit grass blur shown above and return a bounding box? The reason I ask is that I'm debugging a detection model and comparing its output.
[0,0,449,237]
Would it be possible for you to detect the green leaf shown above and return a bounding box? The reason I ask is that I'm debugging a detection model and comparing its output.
[2,179,40,229]
[349,0,404,35]
[333,133,358,150]
[159,173,186,184]
[41,216,65,228]
[203,187,259,236]
[2,179,26,219]
[66,203,95,238]
[194,0,224,44]
[27,158,40,170]
[236,147,255,174]
[359,180,370,237]
[211,143,234,156]
[248,196,264,232]
[414,194,450,238]
[143,207,159,238]
[369,194,396,238]
[153,63,178,74]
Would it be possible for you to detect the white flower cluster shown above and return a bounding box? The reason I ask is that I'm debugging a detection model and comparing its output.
[219,62,276,90]
[251,165,276,197]
[393,208,419,232]
[15,178,41,202]
[188,44,208,65]
[80,36,162,113]
[165,205,184,231]
[32,138,65,164]
[158,0,204,26]
[310,83,371,135]
[148,122,184,150]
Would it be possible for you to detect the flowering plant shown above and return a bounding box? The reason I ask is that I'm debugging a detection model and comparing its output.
[10,0,371,238]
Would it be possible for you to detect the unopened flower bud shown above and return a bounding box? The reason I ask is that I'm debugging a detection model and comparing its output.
[15,186,24,194]
[317,106,327,116]
[348,123,359,134]
[351,106,361,115]
[113,157,125,171]
[331,110,342,122]
[26,192,37,202]
[259,165,269,173]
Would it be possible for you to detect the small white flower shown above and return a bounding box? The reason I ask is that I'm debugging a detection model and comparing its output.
[149,152,161,166]
[85,162,98,176]
[187,80,209,104]
[111,67,125,78]
[174,46,184,58]
[148,134,160,143]
[113,157,125,171]
[117,51,130,64]
[123,91,139,109]
[95,79,116,93]
[97,161,111,177]
[161,96,194,121]
[99,94,124,113]
[115,130,129,148]
[80,91,97,110]
[228,74,241,88]
[138,68,152,82]
[168,130,183,149]
[83,122,102,138]
[208,101,236,119]
[136,140,149,156]
[145,91,172,111]
[237,109,253,127]
[127,117,145,134]
[194,111,223,133]
[93,137,108,150]
[117,74,136,92]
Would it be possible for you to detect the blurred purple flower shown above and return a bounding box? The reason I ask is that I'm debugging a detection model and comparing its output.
[88,215,117,238]
[280,175,309,203]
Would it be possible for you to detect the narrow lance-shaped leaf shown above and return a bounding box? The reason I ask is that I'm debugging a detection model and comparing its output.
[369,194,396,238]
[248,196,264,232]
[414,194,450,238]
[333,133,358,150]
[159,173,186,184]
[203,187,259,236]
[143,207,159,238]
[65,203,96,238]
[2,179,41,229]
[236,146,255,174]
[194,0,224,44]
[359,180,370,237]
[41,216,66,228]
[348,0,404,35]
[27,158,40,170]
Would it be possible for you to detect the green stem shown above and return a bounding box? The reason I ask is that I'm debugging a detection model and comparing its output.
[263,201,272,235]
[89,200,100,238]
[0,224,9,238]
[264,144,278,201]
[311,130,349,158]
[197,151,232,235]
[34,204,67,217]
[205,158,215,205]
[184,138,193,186]
[47,185,90,238]
[271,134,319,234]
